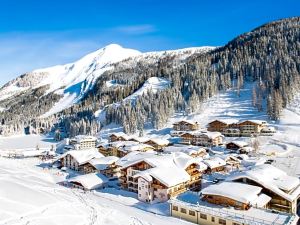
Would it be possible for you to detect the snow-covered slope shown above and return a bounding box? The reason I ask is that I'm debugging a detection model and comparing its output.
[124,77,171,102]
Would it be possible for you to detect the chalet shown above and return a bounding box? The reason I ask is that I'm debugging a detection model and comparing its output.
[237,120,267,136]
[117,152,207,203]
[68,173,109,190]
[143,138,169,151]
[203,157,226,173]
[226,141,249,151]
[163,145,208,158]
[127,136,149,143]
[109,132,130,142]
[173,120,199,131]
[202,182,271,210]
[108,141,154,157]
[180,131,223,147]
[58,149,104,171]
[220,155,241,170]
[260,126,277,136]
[97,143,110,156]
[223,128,241,137]
[81,156,120,178]
[207,119,238,132]
[170,191,298,225]
[228,164,300,214]
[69,135,97,150]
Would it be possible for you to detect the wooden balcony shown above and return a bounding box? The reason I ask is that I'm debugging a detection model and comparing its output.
[152,183,165,189]
[169,188,187,197]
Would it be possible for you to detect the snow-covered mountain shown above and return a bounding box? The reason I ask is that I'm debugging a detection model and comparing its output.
[0,44,214,118]
[0,44,141,104]
[0,17,298,137]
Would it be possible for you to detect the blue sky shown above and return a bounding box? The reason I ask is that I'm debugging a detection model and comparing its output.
[0,0,299,86]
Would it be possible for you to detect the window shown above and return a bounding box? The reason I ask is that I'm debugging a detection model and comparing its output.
[211,217,215,222]
[219,219,226,225]
[139,187,141,190]
[180,208,187,214]
[139,194,141,197]
[233,223,240,225]
[200,213,207,220]
[172,206,178,211]
[189,210,195,216]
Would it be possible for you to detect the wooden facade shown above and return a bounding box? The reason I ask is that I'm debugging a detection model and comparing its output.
[143,140,168,151]
[120,160,203,203]
[233,178,298,214]
[203,194,250,210]
[180,133,223,147]
[81,162,120,178]
[109,134,128,142]
[207,120,235,132]
[237,121,266,136]
[173,121,199,131]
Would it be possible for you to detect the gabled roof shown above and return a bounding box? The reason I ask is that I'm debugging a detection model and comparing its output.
[228,164,300,202]
[118,151,205,187]
[88,156,119,170]
[164,145,206,156]
[173,120,198,125]
[181,131,222,139]
[109,141,154,152]
[134,165,190,188]
[202,181,264,205]
[71,135,97,143]
[238,120,267,125]
[203,157,226,169]
[59,149,104,165]
[68,173,109,190]
[226,141,249,148]
[109,132,130,140]
[145,138,169,146]
[209,119,239,125]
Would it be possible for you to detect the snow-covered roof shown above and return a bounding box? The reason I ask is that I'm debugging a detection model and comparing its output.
[109,141,154,152]
[119,151,205,187]
[163,145,206,156]
[128,136,149,143]
[71,135,97,143]
[261,127,276,132]
[226,141,248,148]
[59,149,104,165]
[183,131,222,139]
[173,120,198,125]
[239,120,267,125]
[145,138,169,146]
[88,156,119,170]
[209,119,239,125]
[110,132,130,140]
[241,146,254,152]
[173,192,297,225]
[201,181,263,205]
[68,173,109,190]
[203,157,226,169]
[228,164,300,201]
[134,165,190,188]
[241,157,266,167]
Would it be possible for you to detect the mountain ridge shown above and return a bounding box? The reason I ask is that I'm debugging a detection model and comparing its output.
[0,17,299,137]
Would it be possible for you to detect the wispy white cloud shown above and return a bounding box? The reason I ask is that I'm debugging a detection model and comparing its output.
[114,24,157,35]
